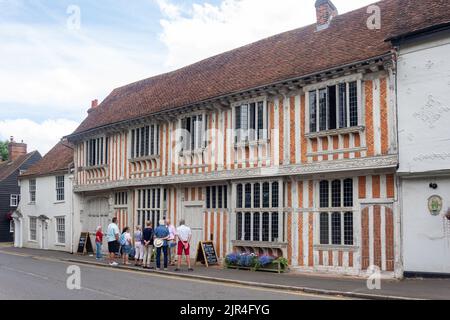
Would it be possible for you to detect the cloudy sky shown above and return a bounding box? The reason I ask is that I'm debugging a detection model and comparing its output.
[0,0,376,155]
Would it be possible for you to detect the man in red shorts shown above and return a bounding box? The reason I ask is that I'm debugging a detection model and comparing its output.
[174,219,193,272]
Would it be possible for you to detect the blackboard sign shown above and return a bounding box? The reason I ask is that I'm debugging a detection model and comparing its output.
[194,241,218,267]
[77,232,94,255]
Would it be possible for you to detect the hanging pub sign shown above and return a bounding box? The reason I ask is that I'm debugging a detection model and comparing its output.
[77,232,94,255]
[194,241,219,267]
[428,195,443,216]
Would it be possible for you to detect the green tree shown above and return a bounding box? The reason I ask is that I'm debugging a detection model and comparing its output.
[0,140,8,161]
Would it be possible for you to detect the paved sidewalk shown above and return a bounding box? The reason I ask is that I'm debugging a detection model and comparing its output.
[1,246,449,300]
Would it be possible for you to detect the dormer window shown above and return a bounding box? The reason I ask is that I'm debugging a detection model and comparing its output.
[234,99,268,143]
[308,80,360,133]
[130,124,160,159]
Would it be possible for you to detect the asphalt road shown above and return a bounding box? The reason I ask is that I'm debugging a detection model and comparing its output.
[0,251,337,300]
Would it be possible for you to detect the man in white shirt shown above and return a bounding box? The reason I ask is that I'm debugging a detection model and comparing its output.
[175,219,193,272]
[107,217,120,266]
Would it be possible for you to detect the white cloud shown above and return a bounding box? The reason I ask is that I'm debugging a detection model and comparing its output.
[0,23,165,121]
[156,0,377,69]
[0,119,79,155]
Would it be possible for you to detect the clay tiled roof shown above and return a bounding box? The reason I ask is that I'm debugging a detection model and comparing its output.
[70,0,450,136]
[20,141,74,178]
[0,151,41,182]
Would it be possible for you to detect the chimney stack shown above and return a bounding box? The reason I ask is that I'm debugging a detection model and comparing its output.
[8,136,27,161]
[315,0,338,31]
[88,99,99,114]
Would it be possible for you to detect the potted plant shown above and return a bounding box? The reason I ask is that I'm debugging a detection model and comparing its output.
[224,253,288,273]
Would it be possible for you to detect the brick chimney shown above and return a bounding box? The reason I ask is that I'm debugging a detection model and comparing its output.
[315,0,338,31]
[87,99,99,114]
[8,136,27,161]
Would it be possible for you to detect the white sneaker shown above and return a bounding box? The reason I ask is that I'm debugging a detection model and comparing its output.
[110,262,119,267]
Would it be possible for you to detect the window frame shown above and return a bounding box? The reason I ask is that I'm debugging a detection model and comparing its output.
[55,176,65,202]
[129,123,160,160]
[235,180,283,243]
[29,217,37,241]
[29,179,36,204]
[179,112,208,154]
[55,216,66,245]
[136,188,167,231]
[10,194,20,207]
[85,136,109,167]
[233,98,268,144]
[317,179,355,247]
[305,76,362,134]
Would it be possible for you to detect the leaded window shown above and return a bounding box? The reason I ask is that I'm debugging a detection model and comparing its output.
[318,179,354,246]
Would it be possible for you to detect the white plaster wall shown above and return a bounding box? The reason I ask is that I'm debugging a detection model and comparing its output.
[397,31,450,173]
[18,175,73,252]
[402,177,450,273]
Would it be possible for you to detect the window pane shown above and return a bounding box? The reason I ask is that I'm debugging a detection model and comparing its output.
[331,180,341,207]
[338,83,347,128]
[236,212,242,240]
[236,184,243,208]
[320,181,329,208]
[244,184,252,208]
[253,183,260,208]
[262,213,270,241]
[319,88,327,131]
[331,212,342,245]
[309,91,317,132]
[224,186,228,209]
[271,182,279,208]
[253,213,260,241]
[218,186,223,209]
[257,102,264,140]
[349,81,358,127]
[244,213,251,241]
[271,212,279,241]
[344,212,354,245]
[249,103,256,140]
[262,183,270,208]
[206,187,211,209]
[328,85,337,130]
[320,213,329,245]
[212,186,216,209]
[343,179,353,207]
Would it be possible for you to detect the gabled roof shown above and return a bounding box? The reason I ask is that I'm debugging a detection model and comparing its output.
[20,141,74,179]
[70,0,450,137]
[0,151,41,182]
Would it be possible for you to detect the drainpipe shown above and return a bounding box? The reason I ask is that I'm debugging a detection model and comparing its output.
[69,169,75,254]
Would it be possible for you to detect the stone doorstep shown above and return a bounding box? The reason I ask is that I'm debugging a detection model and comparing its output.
[63,257,421,301]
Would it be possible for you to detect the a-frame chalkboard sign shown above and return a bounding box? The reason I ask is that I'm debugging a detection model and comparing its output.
[77,232,94,255]
[194,241,219,267]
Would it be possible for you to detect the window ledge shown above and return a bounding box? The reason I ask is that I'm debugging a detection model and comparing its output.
[179,149,205,157]
[305,126,365,139]
[28,202,36,205]
[232,240,288,249]
[129,155,160,163]
[234,139,269,148]
[54,201,66,205]
[314,244,359,252]
[81,164,108,171]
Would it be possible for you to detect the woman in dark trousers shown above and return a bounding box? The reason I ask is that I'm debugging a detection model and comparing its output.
[142,221,154,269]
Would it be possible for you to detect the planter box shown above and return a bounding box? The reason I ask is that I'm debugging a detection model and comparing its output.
[225,261,287,274]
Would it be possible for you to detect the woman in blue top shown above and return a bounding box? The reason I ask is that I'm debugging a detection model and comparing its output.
[154,219,170,271]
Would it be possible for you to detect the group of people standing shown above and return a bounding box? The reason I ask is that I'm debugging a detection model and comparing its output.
[96,217,193,272]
